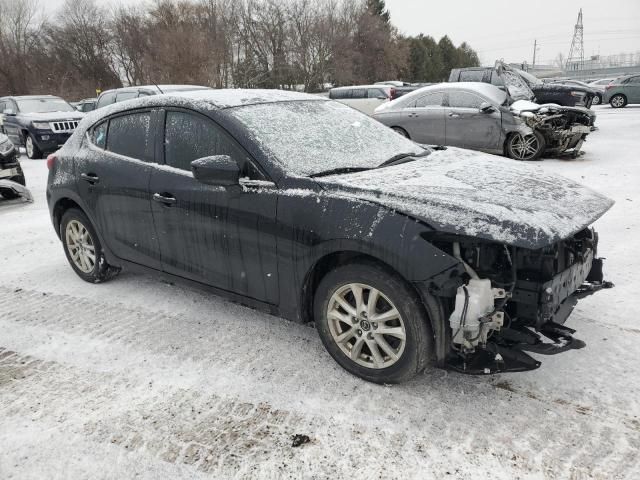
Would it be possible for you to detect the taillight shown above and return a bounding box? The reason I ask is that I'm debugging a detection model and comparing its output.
[390,88,396,99]
[605,85,614,90]
[46,154,57,170]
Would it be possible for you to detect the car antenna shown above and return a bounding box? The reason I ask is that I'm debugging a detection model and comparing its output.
[152,83,165,94]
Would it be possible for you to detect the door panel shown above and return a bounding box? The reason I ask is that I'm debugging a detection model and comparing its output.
[76,112,161,269]
[150,171,279,303]
[150,109,279,303]
[444,91,502,151]
[404,107,446,144]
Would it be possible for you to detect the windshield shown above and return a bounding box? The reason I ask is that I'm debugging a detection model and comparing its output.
[230,100,426,177]
[16,98,75,113]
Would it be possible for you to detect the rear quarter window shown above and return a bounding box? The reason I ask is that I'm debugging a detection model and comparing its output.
[90,121,108,149]
[96,92,116,109]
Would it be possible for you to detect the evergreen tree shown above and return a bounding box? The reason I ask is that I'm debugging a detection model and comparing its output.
[367,0,390,24]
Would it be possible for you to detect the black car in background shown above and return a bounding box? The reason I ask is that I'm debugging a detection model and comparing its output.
[95,84,211,109]
[47,90,612,383]
[450,62,597,108]
[0,132,26,199]
[75,98,97,113]
[0,95,84,159]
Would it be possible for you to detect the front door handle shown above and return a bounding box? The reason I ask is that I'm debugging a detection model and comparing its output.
[448,112,461,118]
[80,173,99,184]
[152,193,177,206]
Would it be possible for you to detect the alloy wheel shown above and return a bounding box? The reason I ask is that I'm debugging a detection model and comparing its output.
[65,219,96,274]
[26,136,34,158]
[510,133,540,160]
[611,95,625,108]
[327,283,406,369]
[592,95,601,105]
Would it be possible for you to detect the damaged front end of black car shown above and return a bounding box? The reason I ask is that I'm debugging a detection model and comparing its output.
[424,229,612,374]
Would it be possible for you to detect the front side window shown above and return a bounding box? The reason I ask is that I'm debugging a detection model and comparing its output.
[350,89,366,99]
[164,111,255,176]
[459,70,485,82]
[106,112,154,162]
[448,91,484,109]
[414,92,444,108]
[367,88,387,99]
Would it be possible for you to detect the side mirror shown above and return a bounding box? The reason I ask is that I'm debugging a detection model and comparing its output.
[479,102,495,113]
[191,155,239,186]
[3,108,15,116]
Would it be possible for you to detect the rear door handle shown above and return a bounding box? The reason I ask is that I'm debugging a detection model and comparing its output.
[408,113,419,118]
[448,112,461,118]
[80,173,99,184]
[153,193,177,206]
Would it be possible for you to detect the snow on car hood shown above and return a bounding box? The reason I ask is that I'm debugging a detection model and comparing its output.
[315,148,614,249]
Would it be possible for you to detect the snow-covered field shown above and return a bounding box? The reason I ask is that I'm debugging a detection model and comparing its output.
[1,105,639,479]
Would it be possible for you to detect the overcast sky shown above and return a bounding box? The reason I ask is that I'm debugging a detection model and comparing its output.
[385,0,640,65]
[45,0,640,65]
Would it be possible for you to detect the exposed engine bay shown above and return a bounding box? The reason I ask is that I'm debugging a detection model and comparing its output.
[435,228,612,374]
[499,61,596,158]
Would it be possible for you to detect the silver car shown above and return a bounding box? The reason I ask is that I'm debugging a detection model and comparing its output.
[373,82,595,161]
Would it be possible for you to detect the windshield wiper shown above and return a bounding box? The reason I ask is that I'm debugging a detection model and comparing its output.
[309,167,373,178]
[377,150,431,169]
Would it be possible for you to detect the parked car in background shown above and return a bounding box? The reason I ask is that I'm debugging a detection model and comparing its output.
[47,89,612,382]
[603,74,640,108]
[75,98,97,113]
[373,81,595,160]
[95,84,211,109]
[587,78,616,105]
[449,62,597,108]
[0,132,29,200]
[328,85,393,114]
[0,95,84,159]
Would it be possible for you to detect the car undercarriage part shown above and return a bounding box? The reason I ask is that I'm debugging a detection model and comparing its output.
[440,229,612,374]
[0,179,33,202]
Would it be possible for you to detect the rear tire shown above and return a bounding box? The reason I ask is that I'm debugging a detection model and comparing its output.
[505,131,545,161]
[314,260,432,384]
[25,133,42,159]
[60,208,120,283]
[592,94,601,105]
[609,94,627,108]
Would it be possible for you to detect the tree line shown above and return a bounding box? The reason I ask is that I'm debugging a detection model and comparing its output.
[0,0,480,100]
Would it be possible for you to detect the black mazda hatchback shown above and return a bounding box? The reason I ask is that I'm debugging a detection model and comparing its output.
[46,90,613,383]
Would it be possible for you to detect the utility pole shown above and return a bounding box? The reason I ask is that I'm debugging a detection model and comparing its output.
[532,39,538,67]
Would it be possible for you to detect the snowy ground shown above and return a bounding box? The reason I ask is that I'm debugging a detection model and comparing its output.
[1,105,639,479]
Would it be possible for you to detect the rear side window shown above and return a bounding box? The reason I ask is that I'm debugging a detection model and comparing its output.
[367,88,387,99]
[459,70,485,82]
[448,91,485,109]
[164,111,247,173]
[107,112,154,162]
[96,91,116,109]
[116,91,138,103]
[330,89,349,100]
[626,76,640,85]
[90,121,108,149]
[414,92,444,108]
[350,89,366,99]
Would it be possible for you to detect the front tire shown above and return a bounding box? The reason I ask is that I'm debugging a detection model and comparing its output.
[60,208,120,283]
[25,134,43,159]
[314,261,432,383]
[391,127,410,138]
[592,94,601,105]
[610,94,627,108]
[505,131,545,161]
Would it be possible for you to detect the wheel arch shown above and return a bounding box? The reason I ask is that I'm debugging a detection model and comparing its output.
[52,197,83,238]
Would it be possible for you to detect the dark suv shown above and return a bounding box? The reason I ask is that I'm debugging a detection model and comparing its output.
[449,63,596,108]
[0,95,84,159]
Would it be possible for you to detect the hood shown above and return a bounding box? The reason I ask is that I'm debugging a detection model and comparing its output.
[315,148,613,250]
[21,111,84,122]
[510,100,596,118]
[496,62,536,102]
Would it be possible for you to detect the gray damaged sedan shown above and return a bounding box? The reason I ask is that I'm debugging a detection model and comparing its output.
[373,82,595,161]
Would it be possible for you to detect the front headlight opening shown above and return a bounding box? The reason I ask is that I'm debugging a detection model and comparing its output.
[0,139,14,155]
[32,121,51,130]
